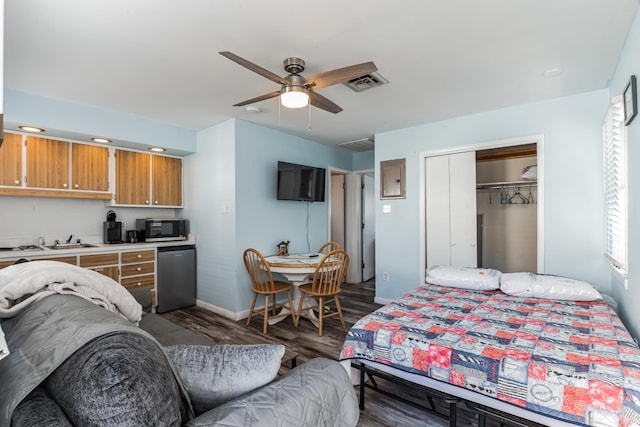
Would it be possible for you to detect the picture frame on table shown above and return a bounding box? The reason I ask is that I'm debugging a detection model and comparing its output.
[624,75,637,126]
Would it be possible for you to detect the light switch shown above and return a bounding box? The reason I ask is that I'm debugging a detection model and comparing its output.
[383,205,391,213]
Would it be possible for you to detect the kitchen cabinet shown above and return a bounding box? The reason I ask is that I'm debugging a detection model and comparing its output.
[120,249,156,306]
[0,132,22,187]
[152,155,182,206]
[26,136,70,189]
[71,143,109,192]
[115,149,182,207]
[79,252,119,281]
[115,149,151,205]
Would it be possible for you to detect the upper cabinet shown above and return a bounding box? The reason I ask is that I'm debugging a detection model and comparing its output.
[0,133,22,186]
[26,136,70,189]
[115,149,151,205]
[0,132,183,206]
[115,149,182,207]
[152,155,182,206]
[71,143,109,192]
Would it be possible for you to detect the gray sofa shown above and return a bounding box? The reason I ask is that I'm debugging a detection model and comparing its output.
[1,288,359,426]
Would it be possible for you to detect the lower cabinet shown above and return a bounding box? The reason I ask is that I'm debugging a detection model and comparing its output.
[0,248,158,308]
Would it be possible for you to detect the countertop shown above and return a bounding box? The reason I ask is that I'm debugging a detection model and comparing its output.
[0,237,196,260]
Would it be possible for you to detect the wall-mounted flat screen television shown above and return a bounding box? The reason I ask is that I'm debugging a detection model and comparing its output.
[277,161,326,202]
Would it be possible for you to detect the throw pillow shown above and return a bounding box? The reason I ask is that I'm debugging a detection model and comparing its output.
[164,344,285,416]
[45,332,188,426]
[426,265,501,290]
[500,272,603,301]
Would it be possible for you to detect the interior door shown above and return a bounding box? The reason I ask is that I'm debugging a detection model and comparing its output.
[362,173,375,281]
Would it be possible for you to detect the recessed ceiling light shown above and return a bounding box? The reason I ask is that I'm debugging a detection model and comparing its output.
[91,137,111,144]
[19,125,45,133]
[541,68,563,78]
[149,147,166,152]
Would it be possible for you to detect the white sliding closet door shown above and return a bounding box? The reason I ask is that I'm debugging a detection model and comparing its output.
[425,151,477,268]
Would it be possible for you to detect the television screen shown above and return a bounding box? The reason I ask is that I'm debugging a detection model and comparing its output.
[277,161,326,202]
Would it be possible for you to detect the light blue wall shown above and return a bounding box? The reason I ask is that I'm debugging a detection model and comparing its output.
[374,89,611,302]
[184,119,353,313]
[353,150,374,171]
[5,89,196,153]
[606,9,640,340]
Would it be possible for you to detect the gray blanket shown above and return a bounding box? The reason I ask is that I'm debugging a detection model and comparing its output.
[0,294,191,426]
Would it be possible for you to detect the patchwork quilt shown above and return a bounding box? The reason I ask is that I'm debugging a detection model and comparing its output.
[340,284,640,426]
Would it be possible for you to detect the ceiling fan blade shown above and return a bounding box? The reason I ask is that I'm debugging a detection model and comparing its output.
[309,91,343,114]
[305,62,378,90]
[219,51,288,86]
[233,91,281,107]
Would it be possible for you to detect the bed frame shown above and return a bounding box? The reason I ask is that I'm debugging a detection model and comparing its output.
[351,360,576,427]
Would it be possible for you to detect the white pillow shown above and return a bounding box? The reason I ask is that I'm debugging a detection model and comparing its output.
[426,266,501,290]
[500,272,602,301]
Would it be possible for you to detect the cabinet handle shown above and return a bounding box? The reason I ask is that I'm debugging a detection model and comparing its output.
[137,282,141,286]
[137,254,142,259]
[145,200,149,204]
[154,200,158,204]
[14,180,20,185]
[62,183,68,188]
[74,184,79,188]
[137,267,141,271]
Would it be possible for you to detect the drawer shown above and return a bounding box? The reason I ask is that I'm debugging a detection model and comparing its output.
[121,262,154,277]
[121,250,155,264]
[121,274,155,289]
[34,256,78,265]
[90,265,119,281]
[79,252,119,268]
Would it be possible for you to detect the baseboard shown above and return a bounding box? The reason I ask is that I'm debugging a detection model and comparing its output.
[374,296,393,305]
[195,299,272,322]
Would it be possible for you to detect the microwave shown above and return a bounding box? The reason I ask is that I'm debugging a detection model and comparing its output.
[136,218,188,242]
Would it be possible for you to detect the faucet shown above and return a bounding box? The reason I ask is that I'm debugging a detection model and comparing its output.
[66,235,73,244]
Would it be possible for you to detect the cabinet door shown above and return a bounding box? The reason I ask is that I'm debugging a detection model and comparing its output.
[0,133,22,186]
[115,149,150,205]
[152,155,182,206]
[26,137,69,189]
[72,143,109,191]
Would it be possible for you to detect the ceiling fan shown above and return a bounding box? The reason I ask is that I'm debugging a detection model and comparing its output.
[219,51,378,114]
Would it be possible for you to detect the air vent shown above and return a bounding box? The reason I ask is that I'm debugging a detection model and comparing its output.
[344,71,389,92]
[339,138,374,152]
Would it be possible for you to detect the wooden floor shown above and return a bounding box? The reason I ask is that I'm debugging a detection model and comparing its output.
[162,280,504,427]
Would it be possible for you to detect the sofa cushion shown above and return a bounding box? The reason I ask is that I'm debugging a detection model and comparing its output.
[45,332,188,426]
[11,387,72,427]
[164,344,285,415]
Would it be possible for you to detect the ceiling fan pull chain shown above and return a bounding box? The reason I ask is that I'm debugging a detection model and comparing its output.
[308,102,312,132]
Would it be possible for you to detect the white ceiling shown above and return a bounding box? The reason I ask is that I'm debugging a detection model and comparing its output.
[4,0,638,148]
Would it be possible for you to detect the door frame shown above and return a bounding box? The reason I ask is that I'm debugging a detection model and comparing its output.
[419,134,545,285]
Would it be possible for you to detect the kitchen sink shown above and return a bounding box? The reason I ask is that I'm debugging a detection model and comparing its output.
[45,243,100,250]
[0,245,45,252]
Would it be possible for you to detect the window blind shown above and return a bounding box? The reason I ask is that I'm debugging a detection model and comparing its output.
[603,96,626,271]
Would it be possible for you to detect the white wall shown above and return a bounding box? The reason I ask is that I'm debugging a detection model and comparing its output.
[605,9,640,340]
[375,89,610,303]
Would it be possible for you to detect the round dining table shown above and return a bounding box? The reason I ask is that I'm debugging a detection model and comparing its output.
[264,253,323,327]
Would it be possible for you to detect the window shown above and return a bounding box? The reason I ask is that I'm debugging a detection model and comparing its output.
[603,96,627,275]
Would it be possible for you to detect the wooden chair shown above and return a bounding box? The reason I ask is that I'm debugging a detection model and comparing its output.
[294,249,348,336]
[317,241,342,254]
[243,248,294,334]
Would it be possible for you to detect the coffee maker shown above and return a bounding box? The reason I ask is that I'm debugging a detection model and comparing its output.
[103,210,123,244]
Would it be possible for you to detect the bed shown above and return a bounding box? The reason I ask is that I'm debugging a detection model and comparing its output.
[340,282,640,427]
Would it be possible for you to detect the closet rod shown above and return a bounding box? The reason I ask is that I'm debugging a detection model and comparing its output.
[476,181,537,190]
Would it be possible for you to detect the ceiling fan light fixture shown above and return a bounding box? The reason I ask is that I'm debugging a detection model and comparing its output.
[280,85,309,109]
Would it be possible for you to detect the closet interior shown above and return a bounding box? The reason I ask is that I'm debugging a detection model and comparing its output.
[476,144,537,273]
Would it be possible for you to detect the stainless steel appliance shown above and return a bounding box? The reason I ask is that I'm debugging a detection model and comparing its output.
[136,218,188,242]
[156,245,196,313]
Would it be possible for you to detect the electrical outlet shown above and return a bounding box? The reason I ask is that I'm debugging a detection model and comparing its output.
[383,272,389,281]
[383,205,391,213]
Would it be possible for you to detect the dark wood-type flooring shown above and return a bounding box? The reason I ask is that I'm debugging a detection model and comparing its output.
[162,280,507,426]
